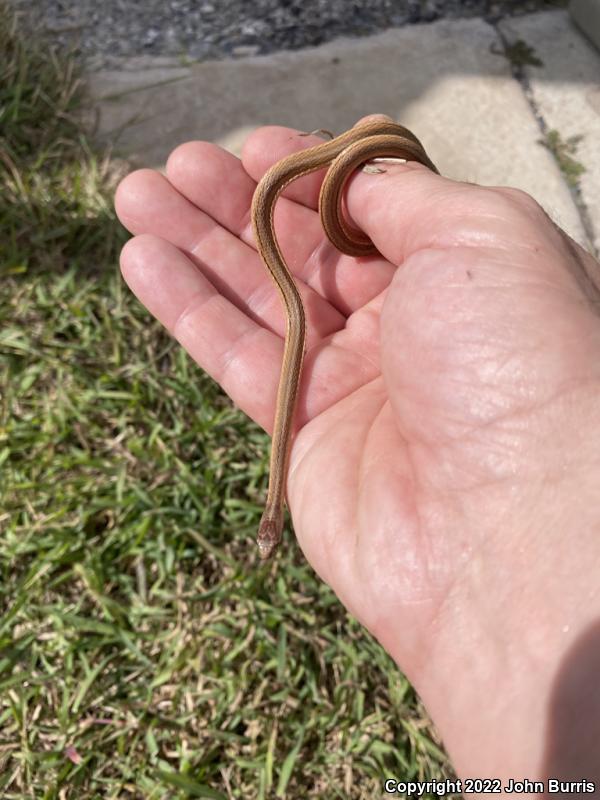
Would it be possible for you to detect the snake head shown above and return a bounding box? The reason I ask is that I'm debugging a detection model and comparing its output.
[257,512,284,560]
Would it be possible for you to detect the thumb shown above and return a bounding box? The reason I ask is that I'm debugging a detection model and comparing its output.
[370,176,600,463]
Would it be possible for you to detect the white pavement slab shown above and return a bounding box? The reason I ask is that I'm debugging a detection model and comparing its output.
[88,14,590,250]
[500,10,600,255]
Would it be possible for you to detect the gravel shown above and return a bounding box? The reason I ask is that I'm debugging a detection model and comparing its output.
[8,0,565,66]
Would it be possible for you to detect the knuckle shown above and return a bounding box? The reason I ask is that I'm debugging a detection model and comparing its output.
[495,186,544,217]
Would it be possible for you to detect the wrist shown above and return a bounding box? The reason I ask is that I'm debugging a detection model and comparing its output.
[413,483,600,785]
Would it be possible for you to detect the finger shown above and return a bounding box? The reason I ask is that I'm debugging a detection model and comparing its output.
[241,113,395,210]
[115,168,344,343]
[241,125,330,209]
[121,233,283,432]
[345,162,600,298]
[342,161,565,270]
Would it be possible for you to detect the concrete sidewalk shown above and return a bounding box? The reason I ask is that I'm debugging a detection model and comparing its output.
[88,9,600,256]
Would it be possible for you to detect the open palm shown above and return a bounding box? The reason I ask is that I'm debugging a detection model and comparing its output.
[115,118,600,689]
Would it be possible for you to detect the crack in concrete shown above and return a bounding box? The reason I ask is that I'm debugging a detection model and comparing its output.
[493,23,598,257]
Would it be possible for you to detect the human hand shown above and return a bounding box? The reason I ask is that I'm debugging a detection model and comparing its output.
[115,116,600,785]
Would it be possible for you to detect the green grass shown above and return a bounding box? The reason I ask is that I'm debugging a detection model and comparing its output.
[0,4,453,796]
[539,129,586,189]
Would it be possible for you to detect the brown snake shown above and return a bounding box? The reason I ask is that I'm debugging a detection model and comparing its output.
[250,118,438,559]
